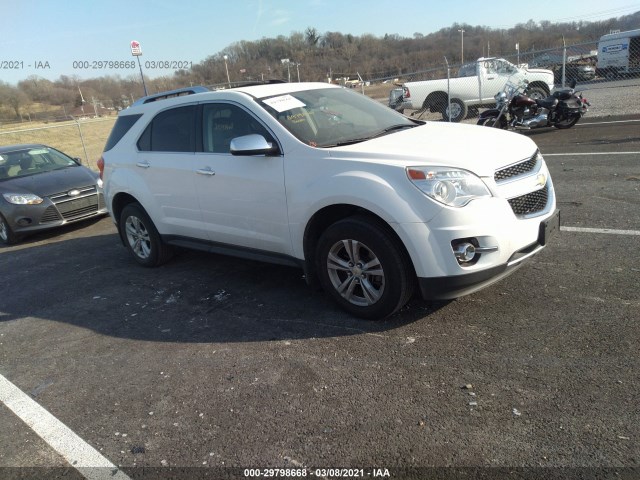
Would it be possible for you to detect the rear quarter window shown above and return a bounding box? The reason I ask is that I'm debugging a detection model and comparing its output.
[104,114,143,151]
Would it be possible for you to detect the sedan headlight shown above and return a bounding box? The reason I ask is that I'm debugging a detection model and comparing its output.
[2,193,44,205]
[407,167,491,207]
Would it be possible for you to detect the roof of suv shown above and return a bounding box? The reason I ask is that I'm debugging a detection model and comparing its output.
[127,82,341,113]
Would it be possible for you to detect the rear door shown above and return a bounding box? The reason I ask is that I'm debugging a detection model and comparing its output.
[134,105,207,239]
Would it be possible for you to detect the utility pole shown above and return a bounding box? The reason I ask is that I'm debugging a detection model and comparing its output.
[223,55,231,87]
[458,28,465,64]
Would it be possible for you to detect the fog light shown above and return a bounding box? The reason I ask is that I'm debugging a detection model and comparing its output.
[17,217,32,227]
[454,242,476,263]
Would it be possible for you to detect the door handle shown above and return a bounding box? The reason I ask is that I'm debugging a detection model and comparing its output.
[136,161,150,168]
[196,167,216,176]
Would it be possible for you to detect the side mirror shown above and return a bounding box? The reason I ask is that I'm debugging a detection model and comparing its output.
[74,157,83,165]
[230,134,279,156]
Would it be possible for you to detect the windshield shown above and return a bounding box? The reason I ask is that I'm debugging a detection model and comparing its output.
[0,146,78,181]
[258,87,417,147]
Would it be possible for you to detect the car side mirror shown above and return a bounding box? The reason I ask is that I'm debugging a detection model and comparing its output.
[230,134,279,156]
[74,157,83,165]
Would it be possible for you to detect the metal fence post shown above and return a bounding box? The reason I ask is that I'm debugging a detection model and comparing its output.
[444,56,451,122]
[562,36,567,88]
[72,117,90,165]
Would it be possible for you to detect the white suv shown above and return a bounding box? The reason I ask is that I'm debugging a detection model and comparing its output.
[100,82,559,319]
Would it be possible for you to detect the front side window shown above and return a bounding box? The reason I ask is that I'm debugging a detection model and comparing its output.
[137,105,196,152]
[258,87,416,148]
[202,103,273,154]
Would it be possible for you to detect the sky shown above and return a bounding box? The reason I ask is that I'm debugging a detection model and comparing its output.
[1,0,639,85]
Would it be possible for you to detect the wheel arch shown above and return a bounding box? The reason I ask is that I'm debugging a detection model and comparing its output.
[302,204,416,288]
[528,81,550,96]
[424,91,449,112]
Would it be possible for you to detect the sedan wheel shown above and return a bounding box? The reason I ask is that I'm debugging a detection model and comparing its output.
[0,214,17,245]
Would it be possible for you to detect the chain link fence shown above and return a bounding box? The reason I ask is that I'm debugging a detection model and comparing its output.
[374,36,640,122]
[0,117,115,170]
[1,37,639,159]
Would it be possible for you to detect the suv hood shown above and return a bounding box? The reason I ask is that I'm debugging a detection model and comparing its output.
[330,122,539,177]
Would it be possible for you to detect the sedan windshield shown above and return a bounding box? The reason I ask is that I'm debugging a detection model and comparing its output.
[258,87,418,147]
[0,147,78,181]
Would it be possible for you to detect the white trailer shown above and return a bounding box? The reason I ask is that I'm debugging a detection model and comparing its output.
[597,28,640,77]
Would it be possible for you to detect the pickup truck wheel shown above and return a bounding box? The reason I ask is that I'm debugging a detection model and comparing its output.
[120,203,173,267]
[316,216,414,319]
[441,98,467,122]
[527,87,547,100]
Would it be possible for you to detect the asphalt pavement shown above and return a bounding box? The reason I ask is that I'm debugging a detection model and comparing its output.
[1,116,638,480]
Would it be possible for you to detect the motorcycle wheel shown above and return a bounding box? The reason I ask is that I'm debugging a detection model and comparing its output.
[477,116,507,129]
[554,116,580,129]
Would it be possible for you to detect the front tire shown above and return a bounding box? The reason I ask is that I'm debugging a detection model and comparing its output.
[119,203,173,267]
[315,216,414,319]
[477,115,507,129]
[0,213,18,245]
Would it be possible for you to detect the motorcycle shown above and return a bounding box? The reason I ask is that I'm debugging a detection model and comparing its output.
[477,79,590,130]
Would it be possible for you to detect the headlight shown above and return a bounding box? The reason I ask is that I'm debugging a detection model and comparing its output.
[2,193,44,205]
[407,167,491,207]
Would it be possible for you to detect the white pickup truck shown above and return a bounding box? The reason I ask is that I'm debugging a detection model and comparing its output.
[401,58,555,122]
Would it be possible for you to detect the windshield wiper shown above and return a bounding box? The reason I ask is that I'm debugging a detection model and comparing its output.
[323,124,417,148]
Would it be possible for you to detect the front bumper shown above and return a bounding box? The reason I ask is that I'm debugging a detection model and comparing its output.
[4,191,108,235]
[415,208,560,300]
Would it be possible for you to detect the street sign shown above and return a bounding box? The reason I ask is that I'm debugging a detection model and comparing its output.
[131,41,142,56]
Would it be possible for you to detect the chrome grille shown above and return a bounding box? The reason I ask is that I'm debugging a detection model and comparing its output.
[46,185,100,221]
[495,154,539,182]
[49,185,97,202]
[508,184,549,216]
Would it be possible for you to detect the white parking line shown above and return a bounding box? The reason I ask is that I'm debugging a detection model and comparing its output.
[0,374,131,480]
[561,226,640,236]
[578,119,640,126]
[544,152,640,156]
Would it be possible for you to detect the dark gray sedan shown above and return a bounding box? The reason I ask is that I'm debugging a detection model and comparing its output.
[0,144,107,244]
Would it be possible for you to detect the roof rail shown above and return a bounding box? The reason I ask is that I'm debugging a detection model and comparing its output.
[131,86,209,106]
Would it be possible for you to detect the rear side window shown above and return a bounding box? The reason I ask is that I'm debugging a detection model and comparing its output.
[104,114,142,151]
[137,105,196,152]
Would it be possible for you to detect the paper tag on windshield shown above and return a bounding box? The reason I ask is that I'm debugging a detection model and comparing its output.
[263,94,306,113]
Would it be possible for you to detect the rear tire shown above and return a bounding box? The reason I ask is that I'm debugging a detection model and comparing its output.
[527,87,547,100]
[554,116,580,129]
[441,98,467,123]
[119,203,173,267]
[315,215,415,320]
